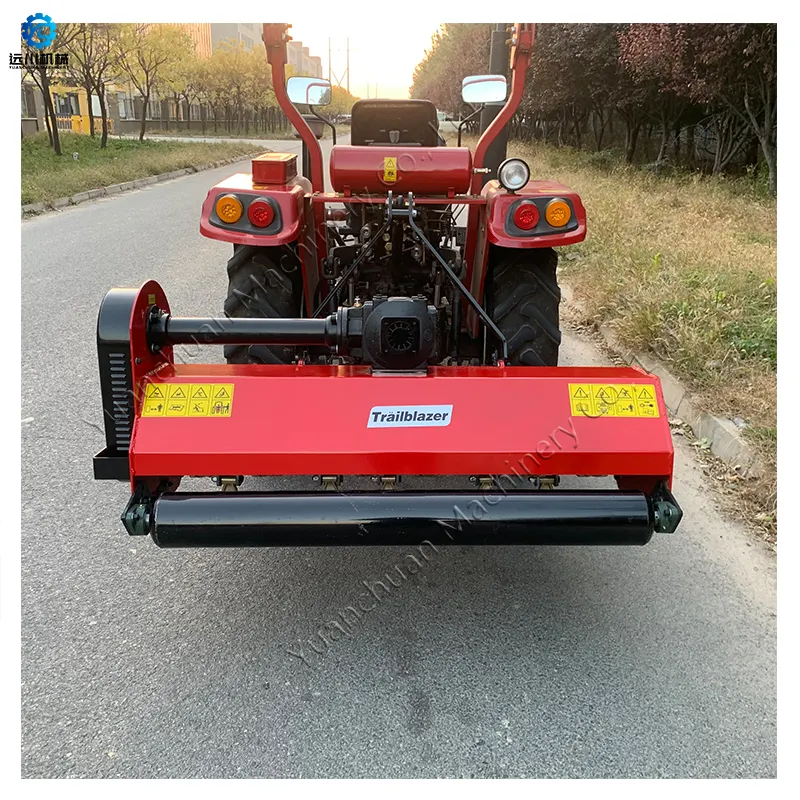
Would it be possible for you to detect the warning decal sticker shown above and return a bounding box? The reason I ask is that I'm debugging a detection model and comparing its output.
[383,156,397,182]
[142,384,234,417]
[569,384,659,418]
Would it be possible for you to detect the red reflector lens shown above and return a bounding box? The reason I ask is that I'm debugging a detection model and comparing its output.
[247,199,275,228]
[513,202,539,230]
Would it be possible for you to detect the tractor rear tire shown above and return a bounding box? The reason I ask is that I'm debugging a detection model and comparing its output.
[223,244,302,365]
[487,247,561,366]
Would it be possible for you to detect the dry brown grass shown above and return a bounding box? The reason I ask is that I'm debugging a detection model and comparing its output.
[505,139,777,526]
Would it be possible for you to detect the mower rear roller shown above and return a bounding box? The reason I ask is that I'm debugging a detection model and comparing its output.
[119,488,684,548]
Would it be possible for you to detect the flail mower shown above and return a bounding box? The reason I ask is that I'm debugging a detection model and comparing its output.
[93,23,682,548]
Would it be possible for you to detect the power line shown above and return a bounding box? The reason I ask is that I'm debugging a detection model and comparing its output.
[328,37,355,92]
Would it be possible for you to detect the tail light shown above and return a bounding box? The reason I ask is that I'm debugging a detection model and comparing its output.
[247,199,275,228]
[215,194,243,224]
[512,201,539,230]
[545,198,572,228]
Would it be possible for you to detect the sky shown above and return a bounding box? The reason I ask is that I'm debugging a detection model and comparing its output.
[290,19,444,100]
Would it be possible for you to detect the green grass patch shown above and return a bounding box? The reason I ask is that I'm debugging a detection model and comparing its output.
[21,132,260,205]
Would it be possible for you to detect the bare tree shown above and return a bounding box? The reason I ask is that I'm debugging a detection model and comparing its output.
[22,23,78,154]
[63,23,119,146]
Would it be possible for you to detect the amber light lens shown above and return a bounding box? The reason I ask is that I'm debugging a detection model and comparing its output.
[513,202,539,230]
[247,199,275,228]
[215,193,243,224]
[545,198,571,227]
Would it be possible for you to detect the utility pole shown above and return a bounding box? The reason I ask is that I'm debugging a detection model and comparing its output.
[346,37,350,93]
[328,38,331,83]
[478,23,510,187]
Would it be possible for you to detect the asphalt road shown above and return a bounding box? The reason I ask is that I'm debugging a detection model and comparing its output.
[21,139,776,778]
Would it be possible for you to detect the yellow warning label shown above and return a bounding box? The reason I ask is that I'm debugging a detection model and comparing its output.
[383,156,397,183]
[143,398,165,416]
[569,384,594,417]
[569,384,659,418]
[141,384,234,417]
[167,385,188,401]
[189,399,210,417]
[145,383,166,400]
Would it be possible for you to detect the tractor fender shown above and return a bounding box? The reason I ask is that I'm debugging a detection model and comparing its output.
[464,180,586,336]
[199,172,310,247]
[483,180,586,248]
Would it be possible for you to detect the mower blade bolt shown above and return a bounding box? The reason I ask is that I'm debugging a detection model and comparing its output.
[529,476,557,490]
[321,475,341,491]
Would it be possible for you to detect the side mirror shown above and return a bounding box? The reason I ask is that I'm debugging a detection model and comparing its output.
[287,76,332,107]
[461,74,507,105]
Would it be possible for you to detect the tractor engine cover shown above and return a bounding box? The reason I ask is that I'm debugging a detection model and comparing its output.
[358,296,439,371]
[330,145,472,195]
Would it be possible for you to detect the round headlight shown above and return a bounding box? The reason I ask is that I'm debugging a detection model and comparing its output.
[497,158,530,192]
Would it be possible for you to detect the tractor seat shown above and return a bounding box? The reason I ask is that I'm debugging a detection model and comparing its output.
[350,98,442,147]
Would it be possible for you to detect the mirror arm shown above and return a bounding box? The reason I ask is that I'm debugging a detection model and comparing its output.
[427,120,447,146]
[309,104,336,145]
[457,105,483,148]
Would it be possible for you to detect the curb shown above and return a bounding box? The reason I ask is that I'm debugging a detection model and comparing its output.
[21,151,264,217]
[563,285,763,479]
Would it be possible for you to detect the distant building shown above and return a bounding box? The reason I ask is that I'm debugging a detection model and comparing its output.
[286,41,323,78]
[210,23,264,52]
[178,23,212,58]
[207,24,322,76]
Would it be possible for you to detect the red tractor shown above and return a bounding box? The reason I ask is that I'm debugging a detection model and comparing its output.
[93,23,682,547]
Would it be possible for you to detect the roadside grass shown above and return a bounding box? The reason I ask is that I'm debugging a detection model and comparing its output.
[21,132,260,205]
[139,128,298,141]
[505,139,777,525]
[135,124,351,141]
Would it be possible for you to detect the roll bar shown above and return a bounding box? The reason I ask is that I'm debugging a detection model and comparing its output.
[262,22,534,196]
[470,23,535,194]
[262,23,325,193]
